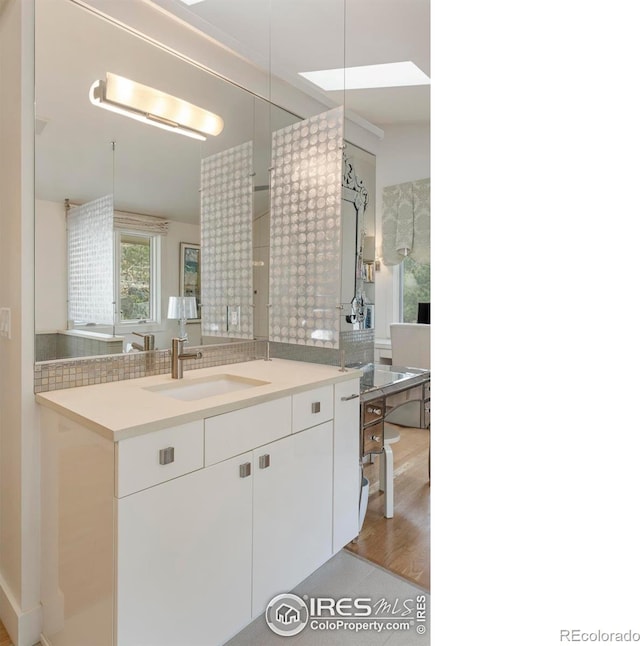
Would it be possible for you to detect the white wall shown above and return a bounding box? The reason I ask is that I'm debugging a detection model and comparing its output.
[34,198,200,350]
[0,1,41,644]
[35,200,66,332]
[375,123,431,339]
[159,220,201,349]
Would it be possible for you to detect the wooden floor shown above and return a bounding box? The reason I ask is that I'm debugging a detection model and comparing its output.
[0,620,12,646]
[345,425,430,591]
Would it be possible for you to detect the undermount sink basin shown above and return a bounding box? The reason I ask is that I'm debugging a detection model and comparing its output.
[144,374,269,401]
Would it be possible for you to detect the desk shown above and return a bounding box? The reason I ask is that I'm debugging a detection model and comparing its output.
[359,363,430,458]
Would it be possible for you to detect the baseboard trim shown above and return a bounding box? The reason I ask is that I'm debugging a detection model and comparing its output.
[0,573,42,646]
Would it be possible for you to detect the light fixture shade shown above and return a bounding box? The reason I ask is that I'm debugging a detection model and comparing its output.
[90,72,223,140]
[167,296,198,320]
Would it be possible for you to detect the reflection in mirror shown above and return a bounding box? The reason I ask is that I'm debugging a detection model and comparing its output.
[341,142,376,332]
[34,0,376,366]
[34,0,299,361]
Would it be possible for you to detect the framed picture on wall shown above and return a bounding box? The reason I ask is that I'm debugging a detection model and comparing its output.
[179,242,201,321]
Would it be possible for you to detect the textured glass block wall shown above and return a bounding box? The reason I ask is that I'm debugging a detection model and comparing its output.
[201,141,254,339]
[269,106,344,348]
[67,195,114,324]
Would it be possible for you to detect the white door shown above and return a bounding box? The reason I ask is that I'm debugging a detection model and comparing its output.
[252,421,333,617]
[116,452,253,646]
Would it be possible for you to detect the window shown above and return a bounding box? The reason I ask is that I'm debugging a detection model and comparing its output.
[401,256,430,323]
[116,230,161,324]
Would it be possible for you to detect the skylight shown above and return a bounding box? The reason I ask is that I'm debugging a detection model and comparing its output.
[299,61,430,92]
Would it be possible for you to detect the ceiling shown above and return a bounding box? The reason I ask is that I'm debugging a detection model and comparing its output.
[34,0,429,223]
[148,0,430,129]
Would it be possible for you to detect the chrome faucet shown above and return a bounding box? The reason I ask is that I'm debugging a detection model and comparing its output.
[132,331,155,351]
[171,337,202,379]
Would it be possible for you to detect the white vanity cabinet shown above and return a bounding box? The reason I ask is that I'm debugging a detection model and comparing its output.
[39,369,361,646]
[333,379,361,550]
[252,420,333,617]
[116,452,253,646]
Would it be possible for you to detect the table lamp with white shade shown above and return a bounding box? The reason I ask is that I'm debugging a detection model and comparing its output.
[167,296,197,342]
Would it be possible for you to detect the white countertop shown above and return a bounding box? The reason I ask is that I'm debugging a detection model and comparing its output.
[36,359,361,442]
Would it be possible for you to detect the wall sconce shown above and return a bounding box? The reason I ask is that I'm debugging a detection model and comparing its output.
[375,245,383,271]
[89,72,224,141]
[167,296,197,341]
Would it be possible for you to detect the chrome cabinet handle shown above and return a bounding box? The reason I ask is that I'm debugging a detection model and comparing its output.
[259,454,271,469]
[239,462,252,478]
[340,393,359,401]
[367,406,382,416]
[311,402,321,414]
[158,447,175,465]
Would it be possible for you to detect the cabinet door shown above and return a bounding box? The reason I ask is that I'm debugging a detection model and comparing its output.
[333,379,361,551]
[252,421,333,617]
[116,453,253,646]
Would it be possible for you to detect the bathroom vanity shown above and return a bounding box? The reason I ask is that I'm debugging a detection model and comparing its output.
[38,359,361,646]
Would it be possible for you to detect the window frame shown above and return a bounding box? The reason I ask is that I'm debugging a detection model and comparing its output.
[114,228,162,327]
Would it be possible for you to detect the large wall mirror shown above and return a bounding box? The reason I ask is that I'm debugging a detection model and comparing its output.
[34,0,375,363]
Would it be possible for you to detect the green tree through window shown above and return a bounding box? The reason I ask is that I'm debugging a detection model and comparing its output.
[119,234,151,321]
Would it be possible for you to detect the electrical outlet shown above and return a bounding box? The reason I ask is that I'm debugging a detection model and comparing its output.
[226,306,240,331]
[0,308,11,339]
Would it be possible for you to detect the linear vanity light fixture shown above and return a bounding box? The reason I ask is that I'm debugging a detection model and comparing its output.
[299,61,430,91]
[89,73,224,141]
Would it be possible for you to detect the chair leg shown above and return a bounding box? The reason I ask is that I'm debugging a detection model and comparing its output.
[383,443,394,518]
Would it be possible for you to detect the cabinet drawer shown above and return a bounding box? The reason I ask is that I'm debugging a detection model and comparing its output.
[205,396,291,467]
[292,385,333,433]
[116,420,204,497]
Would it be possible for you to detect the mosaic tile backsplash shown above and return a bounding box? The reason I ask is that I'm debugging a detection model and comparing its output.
[268,329,374,368]
[34,341,258,393]
[35,333,373,393]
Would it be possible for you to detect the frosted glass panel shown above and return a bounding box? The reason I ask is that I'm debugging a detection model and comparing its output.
[269,106,344,348]
[67,195,114,324]
[201,141,254,339]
